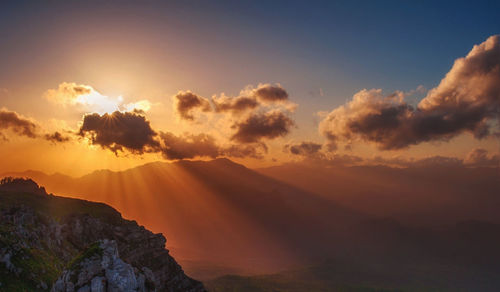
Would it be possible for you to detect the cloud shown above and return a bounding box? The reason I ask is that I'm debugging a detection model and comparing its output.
[44,131,71,143]
[45,82,152,114]
[78,111,160,154]
[174,91,211,121]
[76,110,268,160]
[320,35,500,150]
[231,110,295,143]
[250,83,289,103]
[44,82,93,106]
[284,141,322,156]
[0,108,73,145]
[0,108,38,139]
[463,148,500,167]
[159,132,220,160]
[212,94,259,114]
[159,133,270,160]
[173,84,297,145]
[176,83,293,117]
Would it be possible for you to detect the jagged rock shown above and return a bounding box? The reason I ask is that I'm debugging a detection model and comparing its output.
[91,276,106,292]
[0,178,206,292]
[52,240,145,292]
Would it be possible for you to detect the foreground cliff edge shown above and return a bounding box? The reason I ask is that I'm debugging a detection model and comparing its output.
[0,177,206,292]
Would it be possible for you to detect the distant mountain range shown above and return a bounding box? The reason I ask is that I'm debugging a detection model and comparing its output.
[3,159,500,291]
[258,161,500,225]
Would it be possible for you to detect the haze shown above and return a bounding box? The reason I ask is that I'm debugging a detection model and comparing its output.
[1,1,499,291]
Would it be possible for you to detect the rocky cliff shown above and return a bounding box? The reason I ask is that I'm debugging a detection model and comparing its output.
[0,178,206,292]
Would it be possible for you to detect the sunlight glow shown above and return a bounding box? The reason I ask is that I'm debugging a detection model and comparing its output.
[76,90,122,114]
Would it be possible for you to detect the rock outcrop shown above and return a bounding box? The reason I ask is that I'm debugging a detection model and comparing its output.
[0,178,206,292]
[52,239,155,292]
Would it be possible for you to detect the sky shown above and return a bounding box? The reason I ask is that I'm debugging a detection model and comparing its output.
[0,0,499,176]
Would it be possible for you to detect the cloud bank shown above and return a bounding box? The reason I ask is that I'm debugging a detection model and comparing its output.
[320,35,500,150]
[77,110,269,160]
[172,83,297,153]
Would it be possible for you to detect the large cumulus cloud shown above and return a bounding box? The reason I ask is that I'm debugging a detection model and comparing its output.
[320,35,500,150]
[78,111,160,154]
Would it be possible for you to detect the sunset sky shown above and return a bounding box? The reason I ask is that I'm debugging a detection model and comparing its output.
[1,0,499,176]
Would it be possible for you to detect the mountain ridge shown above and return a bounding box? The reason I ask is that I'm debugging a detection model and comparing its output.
[0,177,206,291]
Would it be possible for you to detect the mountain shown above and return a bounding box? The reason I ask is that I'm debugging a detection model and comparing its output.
[0,177,205,291]
[4,159,500,290]
[257,161,500,226]
[3,159,370,275]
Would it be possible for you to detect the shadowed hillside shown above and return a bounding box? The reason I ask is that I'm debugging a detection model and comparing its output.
[4,159,500,292]
[0,178,205,291]
[2,159,369,274]
[258,162,500,226]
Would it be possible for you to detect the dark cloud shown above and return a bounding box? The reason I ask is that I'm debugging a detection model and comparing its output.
[212,95,259,114]
[174,91,211,120]
[159,132,220,160]
[0,108,38,139]
[44,131,71,143]
[76,110,273,160]
[175,84,293,120]
[78,111,160,154]
[252,83,289,102]
[284,141,322,156]
[320,35,500,150]
[231,111,295,143]
[464,148,500,167]
[211,84,290,114]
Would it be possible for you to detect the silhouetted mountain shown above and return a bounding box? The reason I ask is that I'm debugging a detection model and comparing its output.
[0,178,205,291]
[4,159,500,290]
[3,159,368,273]
[258,161,500,225]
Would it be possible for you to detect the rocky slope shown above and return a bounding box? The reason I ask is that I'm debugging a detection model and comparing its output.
[0,177,206,292]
